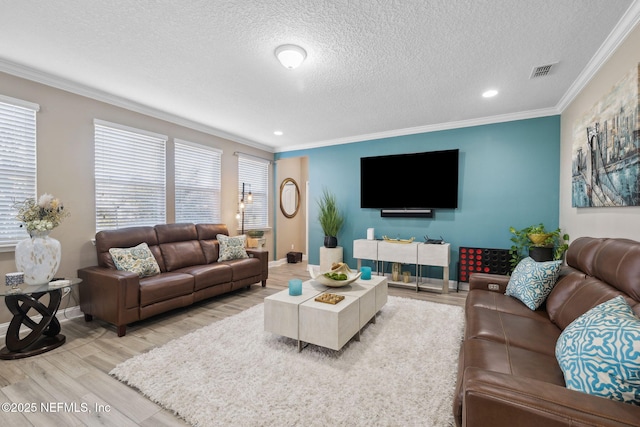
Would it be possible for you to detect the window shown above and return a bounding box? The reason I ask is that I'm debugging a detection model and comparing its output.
[175,139,222,223]
[94,120,166,231]
[0,95,38,249]
[237,153,270,230]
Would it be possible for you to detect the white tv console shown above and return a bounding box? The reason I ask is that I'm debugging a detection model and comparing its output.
[353,239,451,293]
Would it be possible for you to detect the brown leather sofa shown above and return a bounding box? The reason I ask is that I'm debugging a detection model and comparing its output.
[454,237,640,426]
[78,223,268,337]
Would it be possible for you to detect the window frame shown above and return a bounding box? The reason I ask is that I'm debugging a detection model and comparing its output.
[94,119,167,232]
[174,139,222,224]
[237,153,270,231]
[0,94,39,250]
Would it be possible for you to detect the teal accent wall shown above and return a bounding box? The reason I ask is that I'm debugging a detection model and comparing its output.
[276,116,561,280]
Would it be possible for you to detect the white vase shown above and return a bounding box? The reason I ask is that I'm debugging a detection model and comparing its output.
[15,230,62,285]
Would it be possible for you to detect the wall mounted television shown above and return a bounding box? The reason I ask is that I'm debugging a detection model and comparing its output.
[360,149,459,216]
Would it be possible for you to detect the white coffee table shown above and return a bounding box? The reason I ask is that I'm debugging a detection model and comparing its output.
[264,275,387,351]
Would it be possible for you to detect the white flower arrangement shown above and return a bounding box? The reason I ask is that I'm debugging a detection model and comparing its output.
[15,193,70,233]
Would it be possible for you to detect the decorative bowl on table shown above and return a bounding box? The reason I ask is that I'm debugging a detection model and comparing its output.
[308,263,361,288]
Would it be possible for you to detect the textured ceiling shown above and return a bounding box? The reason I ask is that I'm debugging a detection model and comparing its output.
[0,1,638,152]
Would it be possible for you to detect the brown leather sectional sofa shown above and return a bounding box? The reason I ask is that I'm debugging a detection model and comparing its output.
[454,237,640,426]
[78,223,268,337]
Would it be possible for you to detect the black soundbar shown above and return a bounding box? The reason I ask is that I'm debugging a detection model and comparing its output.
[380,209,433,218]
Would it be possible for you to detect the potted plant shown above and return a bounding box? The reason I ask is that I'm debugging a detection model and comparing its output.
[317,188,344,248]
[509,223,569,270]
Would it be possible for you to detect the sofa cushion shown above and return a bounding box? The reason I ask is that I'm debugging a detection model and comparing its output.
[465,306,561,357]
[217,234,248,261]
[225,257,262,281]
[176,263,233,291]
[505,257,562,310]
[564,236,605,276]
[139,272,194,306]
[547,274,625,330]
[109,242,161,278]
[160,240,206,271]
[96,226,160,269]
[463,338,565,385]
[196,223,229,240]
[556,296,640,405]
[590,238,640,301]
[466,289,550,322]
[200,240,220,264]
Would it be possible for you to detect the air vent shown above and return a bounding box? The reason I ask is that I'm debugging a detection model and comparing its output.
[530,63,557,79]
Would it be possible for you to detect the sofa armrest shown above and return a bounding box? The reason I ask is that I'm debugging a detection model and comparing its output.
[77,266,141,334]
[462,367,640,427]
[246,249,269,284]
[468,273,510,293]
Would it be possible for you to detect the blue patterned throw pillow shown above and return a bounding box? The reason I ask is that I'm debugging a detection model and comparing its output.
[109,242,161,278]
[217,234,249,262]
[555,296,640,405]
[505,257,562,310]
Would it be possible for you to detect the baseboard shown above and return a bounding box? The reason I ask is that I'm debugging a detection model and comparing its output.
[0,305,84,337]
[269,254,308,268]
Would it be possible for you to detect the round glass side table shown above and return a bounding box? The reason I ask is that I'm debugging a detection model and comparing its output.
[0,278,82,360]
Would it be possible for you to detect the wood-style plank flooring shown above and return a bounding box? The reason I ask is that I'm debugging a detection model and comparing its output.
[0,261,466,426]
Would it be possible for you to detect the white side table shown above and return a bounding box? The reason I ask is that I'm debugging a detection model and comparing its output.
[319,246,343,271]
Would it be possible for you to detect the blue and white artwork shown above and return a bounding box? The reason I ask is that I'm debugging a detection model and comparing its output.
[572,63,640,207]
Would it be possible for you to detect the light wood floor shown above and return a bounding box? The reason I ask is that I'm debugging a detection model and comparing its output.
[0,262,467,426]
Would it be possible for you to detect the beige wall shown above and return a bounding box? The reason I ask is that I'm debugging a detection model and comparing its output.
[0,71,274,323]
[275,157,308,260]
[560,22,640,241]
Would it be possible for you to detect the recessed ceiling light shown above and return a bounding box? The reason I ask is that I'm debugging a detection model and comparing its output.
[274,130,283,136]
[482,89,498,98]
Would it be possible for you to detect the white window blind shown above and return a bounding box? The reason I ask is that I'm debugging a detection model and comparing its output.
[175,139,222,223]
[94,120,166,231]
[0,95,38,248]
[237,153,270,230]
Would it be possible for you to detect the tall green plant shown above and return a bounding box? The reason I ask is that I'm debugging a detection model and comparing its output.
[317,188,344,237]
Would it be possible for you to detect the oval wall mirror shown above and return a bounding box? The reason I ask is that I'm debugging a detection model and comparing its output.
[280,178,300,218]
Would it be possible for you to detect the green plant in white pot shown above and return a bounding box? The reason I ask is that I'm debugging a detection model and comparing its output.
[317,188,344,248]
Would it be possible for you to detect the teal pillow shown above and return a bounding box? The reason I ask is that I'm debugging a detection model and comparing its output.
[109,242,161,277]
[505,257,562,310]
[217,234,249,261]
[555,296,640,405]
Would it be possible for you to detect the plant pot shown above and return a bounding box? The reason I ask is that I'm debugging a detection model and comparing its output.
[324,236,338,248]
[529,246,553,262]
[528,233,552,246]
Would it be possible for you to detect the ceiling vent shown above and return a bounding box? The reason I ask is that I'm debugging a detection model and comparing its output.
[530,63,557,79]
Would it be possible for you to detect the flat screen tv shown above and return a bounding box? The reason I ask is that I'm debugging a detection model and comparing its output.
[360,149,459,210]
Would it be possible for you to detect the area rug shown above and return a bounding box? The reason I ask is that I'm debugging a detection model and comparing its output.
[110,296,464,426]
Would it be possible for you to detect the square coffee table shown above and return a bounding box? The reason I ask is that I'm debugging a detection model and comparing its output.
[264,275,387,351]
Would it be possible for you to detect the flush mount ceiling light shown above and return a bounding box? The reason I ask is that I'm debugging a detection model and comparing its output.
[274,130,283,136]
[275,44,306,69]
[482,89,499,98]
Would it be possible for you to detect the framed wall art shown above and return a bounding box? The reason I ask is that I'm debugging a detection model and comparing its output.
[572,63,640,207]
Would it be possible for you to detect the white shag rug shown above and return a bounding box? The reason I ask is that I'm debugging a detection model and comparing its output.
[110,296,464,427]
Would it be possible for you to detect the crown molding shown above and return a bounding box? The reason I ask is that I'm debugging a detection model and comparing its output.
[0,58,274,153]
[556,0,640,112]
[276,107,559,153]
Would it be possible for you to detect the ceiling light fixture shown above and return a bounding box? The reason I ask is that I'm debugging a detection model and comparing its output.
[275,44,306,69]
[482,89,498,98]
[274,130,283,136]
